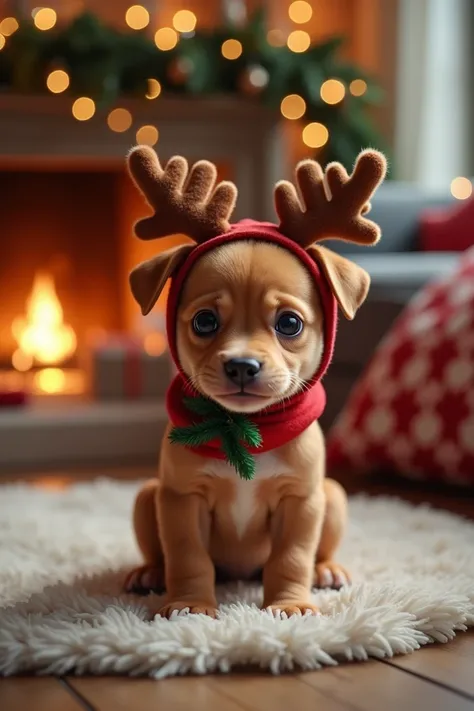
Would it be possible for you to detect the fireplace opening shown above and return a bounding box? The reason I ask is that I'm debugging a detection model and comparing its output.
[0,169,125,366]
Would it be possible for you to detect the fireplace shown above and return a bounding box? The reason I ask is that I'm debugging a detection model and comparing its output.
[0,94,284,469]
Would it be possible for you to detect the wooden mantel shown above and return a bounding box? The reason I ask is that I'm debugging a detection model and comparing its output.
[0,94,286,222]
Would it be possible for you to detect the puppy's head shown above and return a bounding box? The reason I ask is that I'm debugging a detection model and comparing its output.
[176,241,323,412]
[127,146,387,412]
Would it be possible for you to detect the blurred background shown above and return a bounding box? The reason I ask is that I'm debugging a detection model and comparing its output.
[0,0,473,494]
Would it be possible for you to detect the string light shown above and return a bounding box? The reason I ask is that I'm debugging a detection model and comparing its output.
[144,332,166,356]
[302,122,329,148]
[349,79,367,97]
[287,30,310,53]
[288,1,313,24]
[146,78,161,99]
[221,38,242,60]
[154,27,178,51]
[0,17,19,35]
[34,368,65,394]
[125,5,150,30]
[172,10,197,33]
[450,177,472,200]
[0,34,5,50]
[34,8,57,31]
[136,125,159,146]
[107,108,132,132]
[280,94,306,120]
[46,69,69,93]
[11,349,33,372]
[267,29,285,47]
[72,97,95,121]
[247,65,269,89]
[320,78,345,104]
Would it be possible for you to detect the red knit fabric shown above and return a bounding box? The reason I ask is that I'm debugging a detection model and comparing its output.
[165,219,338,457]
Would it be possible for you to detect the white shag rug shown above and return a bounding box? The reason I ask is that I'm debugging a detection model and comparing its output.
[0,479,473,679]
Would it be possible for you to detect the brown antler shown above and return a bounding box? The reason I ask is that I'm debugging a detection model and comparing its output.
[274,149,387,249]
[127,145,238,243]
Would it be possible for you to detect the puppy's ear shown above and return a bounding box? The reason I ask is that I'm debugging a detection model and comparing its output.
[307,244,370,320]
[130,244,194,315]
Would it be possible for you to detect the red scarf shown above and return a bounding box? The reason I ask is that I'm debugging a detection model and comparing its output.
[165,220,338,458]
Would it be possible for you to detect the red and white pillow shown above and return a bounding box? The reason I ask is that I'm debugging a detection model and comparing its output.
[326,247,474,486]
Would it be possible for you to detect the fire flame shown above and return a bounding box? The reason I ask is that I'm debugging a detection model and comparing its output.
[12,271,77,368]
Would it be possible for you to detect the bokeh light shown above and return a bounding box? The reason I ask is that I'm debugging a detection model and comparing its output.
[0,34,5,50]
[288,1,313,24]
[11,349,33,372]
[72,97,95,121]
[280,94,306,120]
[266,29,285,47]
[144,332,167,356]
[34,368,65,394]
[136,125,159,146]
[172,10,197,33]
[0,17,19,35]
[46,69,70,94]
[107,108,133,133]
[302,122,329,148]
[320,78,345,104]
[125,5,150,30]
[349,79,368,97]
[145,78,161,99]
[154,27,178,50]
[450,177,472,200]
[34,8,57,31]
[221,38,243,60]
[287,30,310,53]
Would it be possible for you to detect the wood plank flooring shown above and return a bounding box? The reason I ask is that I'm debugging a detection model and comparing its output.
[2,638,474,711]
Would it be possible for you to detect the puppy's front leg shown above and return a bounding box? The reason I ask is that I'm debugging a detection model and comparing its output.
[155,487,217,618]
[263,493,325,616]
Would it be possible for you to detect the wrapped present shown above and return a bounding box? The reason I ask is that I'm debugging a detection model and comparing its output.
[88,333,171,400]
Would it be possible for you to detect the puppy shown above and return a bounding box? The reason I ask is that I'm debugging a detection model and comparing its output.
[124,146,386,617]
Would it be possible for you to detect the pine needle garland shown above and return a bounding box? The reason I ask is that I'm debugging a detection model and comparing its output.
[169,396,262,480]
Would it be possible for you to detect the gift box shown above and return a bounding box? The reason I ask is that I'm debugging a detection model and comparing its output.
[88,334,172,401]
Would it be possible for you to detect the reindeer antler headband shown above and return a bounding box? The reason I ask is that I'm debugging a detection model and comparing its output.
[127,145,387,316]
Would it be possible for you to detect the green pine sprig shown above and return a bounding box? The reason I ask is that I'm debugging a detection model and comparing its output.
[169,395,262,480]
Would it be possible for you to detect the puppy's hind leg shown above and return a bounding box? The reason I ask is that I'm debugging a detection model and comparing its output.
[314,478,351,590]
[124,479,165,595]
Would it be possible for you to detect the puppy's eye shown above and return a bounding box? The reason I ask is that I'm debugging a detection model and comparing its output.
[192,310,219,337]
[275,312,303,338]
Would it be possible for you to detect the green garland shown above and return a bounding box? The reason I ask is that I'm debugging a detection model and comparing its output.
[0,9,388,167]
[169,396,262,481]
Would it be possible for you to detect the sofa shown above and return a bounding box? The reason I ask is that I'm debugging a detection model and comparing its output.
[320,181,459,431]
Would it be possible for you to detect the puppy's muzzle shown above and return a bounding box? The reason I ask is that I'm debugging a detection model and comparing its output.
[224,358,262,387]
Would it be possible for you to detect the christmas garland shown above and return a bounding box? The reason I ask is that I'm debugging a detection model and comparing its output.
[0,9,387,166]
[169,396,262,480]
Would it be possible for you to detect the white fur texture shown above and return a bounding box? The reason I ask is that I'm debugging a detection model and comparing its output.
[0,479,473,678]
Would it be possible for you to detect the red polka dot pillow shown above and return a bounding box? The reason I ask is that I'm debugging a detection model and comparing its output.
[326,247,474,486]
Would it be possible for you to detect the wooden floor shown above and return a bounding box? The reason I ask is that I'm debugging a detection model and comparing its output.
[1,465,474,710]
[1,632,474,711]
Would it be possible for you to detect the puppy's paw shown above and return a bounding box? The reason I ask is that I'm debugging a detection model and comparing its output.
[156,600,218,618]
[314,561,350,590]
[265,601,320,617]
[124,564,165,595]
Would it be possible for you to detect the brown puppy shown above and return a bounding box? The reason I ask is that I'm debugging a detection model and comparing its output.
[124,146,386,618]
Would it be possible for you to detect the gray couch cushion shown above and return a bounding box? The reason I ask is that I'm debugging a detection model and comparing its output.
[324,182,454,254]
[354,252,460,300]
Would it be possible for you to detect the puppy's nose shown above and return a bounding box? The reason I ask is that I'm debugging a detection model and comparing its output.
[224,358,262,386]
